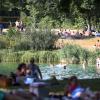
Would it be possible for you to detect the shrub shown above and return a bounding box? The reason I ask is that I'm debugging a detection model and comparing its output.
[38,16,59,29]
[21,51,34,63]
[2,52,20,62]
[7,27,18,39]
[62,44,81,64]
[21,50,60,64]
[0,40,7,49]
[25,28,59,50]
[79,48,90,64]
[41,51,60,64]
[14,41,31,51]
[62,44,91,64]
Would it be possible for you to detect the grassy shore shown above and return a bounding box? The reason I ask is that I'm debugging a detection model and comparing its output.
[46,78,100,93]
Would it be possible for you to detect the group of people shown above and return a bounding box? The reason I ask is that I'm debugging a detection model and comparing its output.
[0,60,100,99]
[56,28,95,39]
[11,58,42,85]
[50,76,100,100]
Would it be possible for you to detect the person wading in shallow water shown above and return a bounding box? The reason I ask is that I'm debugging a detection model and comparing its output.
[28,58,42,81]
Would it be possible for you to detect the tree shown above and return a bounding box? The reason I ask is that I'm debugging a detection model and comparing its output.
[1,0,99,30]
[25,27,59,50]
[59,0,100,31]
[25,0,63,27]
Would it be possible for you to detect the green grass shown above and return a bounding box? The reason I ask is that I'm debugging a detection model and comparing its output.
[0,63,17,75]
[46,78,100,92]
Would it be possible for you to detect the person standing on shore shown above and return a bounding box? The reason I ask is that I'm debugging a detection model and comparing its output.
[28,58,42,81]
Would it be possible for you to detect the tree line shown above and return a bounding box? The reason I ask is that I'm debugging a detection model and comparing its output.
[1,0,100,30]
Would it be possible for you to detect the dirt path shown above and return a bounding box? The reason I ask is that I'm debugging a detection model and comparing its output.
[56,37,100,50]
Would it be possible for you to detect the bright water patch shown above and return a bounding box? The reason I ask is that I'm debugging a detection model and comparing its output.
[40,65,100,80]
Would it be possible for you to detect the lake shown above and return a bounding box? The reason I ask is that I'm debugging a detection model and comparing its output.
[0,63,100,80]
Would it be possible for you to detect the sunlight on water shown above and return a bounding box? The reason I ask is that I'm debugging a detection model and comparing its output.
[40,65,100,80]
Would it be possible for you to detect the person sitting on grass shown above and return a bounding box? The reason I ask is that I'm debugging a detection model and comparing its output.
[11,63,26,85]
[64,76,84,100]
[16,63,26,76]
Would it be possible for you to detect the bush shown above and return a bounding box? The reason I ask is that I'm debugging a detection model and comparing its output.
[79,48,90,64]
[2,52,20,62]
[21,50,60,64]
[38,16,60,29]
[40,51,60,64]
[25,28,59,50]
[62,44,80,64]
[21,51,34,63]
[62,44,90,64]
[0,40,7,49]
[7,27,18,39]
[14,41,31,51]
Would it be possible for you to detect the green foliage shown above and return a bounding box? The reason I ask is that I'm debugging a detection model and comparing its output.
[88,52,96,64]
[21,51,34,63]
[79,48,90,64]
[38,16,60,29]
[20,50,60,64]
[0,50,60,64]
[7,27,17,39]
[0,40,7,49]
[25,28,59,50]
[61,19,73,29]
[62,44,93,64]
[5,28,21,48]
[74,17,85,29]
[0,43,99,65]
[0,51,2,62]
[25,5,39,27]
[14,40,31,51]
[0,28,58,51]
[62,44,81,64]
[95,49,100,56]
[1,52,20,62]
[41,51,60,64]
[2,0,100,30]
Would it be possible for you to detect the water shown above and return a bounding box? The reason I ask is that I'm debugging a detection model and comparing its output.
[40,65,100,80]
[0,63,100,80]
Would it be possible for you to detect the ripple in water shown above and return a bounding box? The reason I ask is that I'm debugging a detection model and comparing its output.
[40,65,100,80]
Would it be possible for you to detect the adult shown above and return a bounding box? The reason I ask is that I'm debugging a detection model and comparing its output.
[64,76,84,99]
[95,40,100,49]
[10,63,26,85]
[96,57,100,69]
[16,63,26,76]
[28,58,42,81]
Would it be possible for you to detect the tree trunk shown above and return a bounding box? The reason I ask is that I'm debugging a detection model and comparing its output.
[86,16,91,32]
[87,23,91,31]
